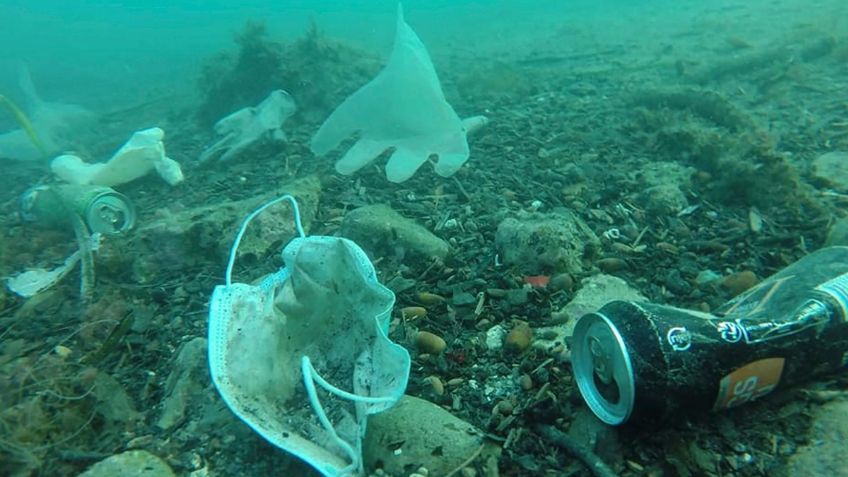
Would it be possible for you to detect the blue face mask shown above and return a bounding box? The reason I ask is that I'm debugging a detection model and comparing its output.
[208,195,410,477]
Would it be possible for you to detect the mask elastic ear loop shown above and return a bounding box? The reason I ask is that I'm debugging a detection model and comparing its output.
[300,355,397,475]
[301,356,361,476]
[303,355,395,405]
[224,194,306,286]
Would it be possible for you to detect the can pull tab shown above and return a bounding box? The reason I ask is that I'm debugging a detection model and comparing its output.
[95,202,127,231]
[85,193,135,234]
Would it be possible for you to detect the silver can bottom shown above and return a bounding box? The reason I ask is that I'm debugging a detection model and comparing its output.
[571,312,635,425]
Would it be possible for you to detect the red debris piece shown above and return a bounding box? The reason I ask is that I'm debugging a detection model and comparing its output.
[524,275,550,288]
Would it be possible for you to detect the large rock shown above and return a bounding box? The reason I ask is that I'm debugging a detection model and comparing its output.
[101,175,321,283]
[77,450,175,477]
[640,184,689,215]
[535,274,646,355]
[93,372,142,423]
[157,337,208,430]
[495,210,599,275]
[637,161,695,188]
[786,399,848,476]
[363,395,490,476]
[633,162,693,215]
[340,204,449,261]
[812,151,848,191]
[825,217,848,246]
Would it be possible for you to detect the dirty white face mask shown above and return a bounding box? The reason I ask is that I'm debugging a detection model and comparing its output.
[208,195,410,477]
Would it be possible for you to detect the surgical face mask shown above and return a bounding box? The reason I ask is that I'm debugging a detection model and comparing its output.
[208,195,410,477]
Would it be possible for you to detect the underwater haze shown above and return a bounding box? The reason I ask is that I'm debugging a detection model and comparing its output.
[1,0,843,109]
[0,0,765,108]
[2,0,848,476]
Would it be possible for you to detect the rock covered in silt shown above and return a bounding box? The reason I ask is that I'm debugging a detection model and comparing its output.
[495,210,599,274]
[340,204,449,260]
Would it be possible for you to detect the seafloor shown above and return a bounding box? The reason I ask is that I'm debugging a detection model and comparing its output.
[2,1,848,476]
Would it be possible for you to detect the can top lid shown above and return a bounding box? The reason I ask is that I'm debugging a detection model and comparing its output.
[572,312,635,425]
[85,192,135,234]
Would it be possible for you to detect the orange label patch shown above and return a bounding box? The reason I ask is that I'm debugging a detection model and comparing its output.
[714,357,785,410]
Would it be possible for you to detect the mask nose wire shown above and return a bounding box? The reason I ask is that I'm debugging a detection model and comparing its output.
[224,194,306,286]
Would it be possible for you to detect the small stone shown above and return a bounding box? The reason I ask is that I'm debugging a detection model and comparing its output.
[694,170,713,182]
[504,321,532,353]
[519,374,534,390]
[415,331,447,354]
[485,324,507,350]
[401,306,427,320]
[452,291,478,306]
[485,288,508,298]
[812,151,848,191]
[656,241,679,254]
[597,257,627,272]
[610,242,634,254]
[54,345,72,359]
[495,400,514,415]
[825,217,848,246]
[664,268,692,296]
[78,450,175,477]
[748,208,764,233]
[506,288,530,305]
[417,292,447,305]
[425,376,445,396]
[549,273,574,292]
[722,270,758,296]
[460,467,477,477]
[695,269,722,286]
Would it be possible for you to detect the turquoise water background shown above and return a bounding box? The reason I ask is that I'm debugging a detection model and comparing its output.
[0,0,843,120]
[0,1,689,106]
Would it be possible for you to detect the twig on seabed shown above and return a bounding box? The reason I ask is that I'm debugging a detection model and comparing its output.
[535,424,618,477]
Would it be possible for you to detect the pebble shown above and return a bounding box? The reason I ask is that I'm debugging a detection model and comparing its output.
[460,467,477,477]
[549,273,574,292]
[485,324,507,350]
[425,376,445,396]
[506,288,530,305]
[656,241,679,254]
[519,374,534,390]
[495,400,514,415]
[722,270,758,295]
[504,321,533,352]
[415,331,447,354]
[417,292,446,305]
[610,242,634,254]
[401,306,427,320]
[597,257,627,272]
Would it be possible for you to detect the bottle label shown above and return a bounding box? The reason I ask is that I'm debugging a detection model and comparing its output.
[714,357,785,410]
[815,272,848,323]
[715,272,848,344]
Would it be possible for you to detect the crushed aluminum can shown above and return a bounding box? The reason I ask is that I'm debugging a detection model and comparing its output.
[571,246,848,425]
[20,184,135,234]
